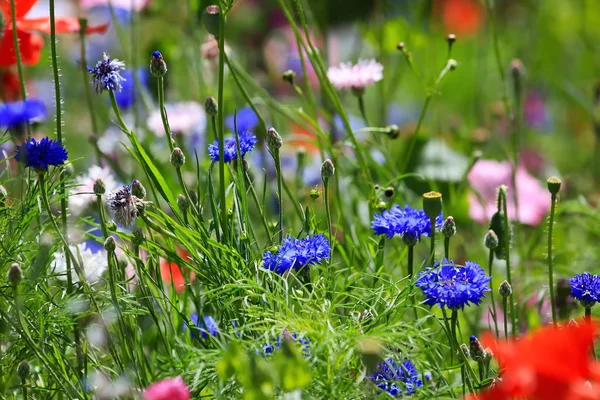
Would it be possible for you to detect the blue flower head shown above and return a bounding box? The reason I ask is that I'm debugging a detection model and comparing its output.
[372,205,443,245]
[569,272,600,308]
[370,358,423,397]
[188,314,218,339]
[260,332,311,358]
[15,137,68,171]
[208,131,257,163]
[114,68,149,110]
[88,52,127,93]
[226,106,259,133]
[0,99,47,129]
[263,234,331,275]
[416,259,491,310]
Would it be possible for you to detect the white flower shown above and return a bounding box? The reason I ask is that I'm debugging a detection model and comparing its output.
[69,165,118,215]
[147,101,206,137]
[52,242,107,284]
[327,59,383,91]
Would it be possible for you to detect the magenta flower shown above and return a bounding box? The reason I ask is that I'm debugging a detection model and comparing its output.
[143,376,190,400]
[80,0,151,11]
[467,159,550,226]
[327,59,383,92]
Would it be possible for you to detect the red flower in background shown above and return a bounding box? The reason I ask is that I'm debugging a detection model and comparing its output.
[0,0,108,67]
[434,0,484,37]
[467,321,600,400]
[160,249,196,294]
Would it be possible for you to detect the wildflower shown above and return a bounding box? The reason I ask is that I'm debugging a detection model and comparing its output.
[0,0,108,67]
[87,53,127,94]
[80,0,151,11]
[371,205,443,245]
[262,234,331,275]
[261,332,311,358]
[469,335,487,362]
[105,184,146,227]
[369,358,423,397]
[15,137,68,171]
[160,249,196,293]
[147,102,206,136]
[320,159,335,179]
[114,68,149,110]
[416,258,491,310]
[52,242,107,284]
[327,59,383,93]
[69,166,118,215]
[188,314,218,339]
[149,51,167,77]
[569,272,600,308]
[208,131,257,163]
[0,99,46,129]
[434,0,484,37]
[466,322,599,400]
[225,106,259,134]
[142,376,191,400]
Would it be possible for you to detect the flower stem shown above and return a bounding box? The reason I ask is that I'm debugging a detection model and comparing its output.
[274,151,284,244]
[502,297,509,339]
[244,170,273,244]
[216,2,228,241]
[585,307,592,322]
[429,216,436,265]
[444,236,450,260]
[407,245,414,279]
[9,0,29,107]
[323,177,333,248]
[357,94,370,126]
[488,249,500,339]
[547,192,558,325]
[500,188,517,338]
[96,195,109,239]
[157,77,175,153]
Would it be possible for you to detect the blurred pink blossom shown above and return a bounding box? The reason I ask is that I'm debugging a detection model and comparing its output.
[79,0,151,12]
[467,159,550,225]
[143,376,190,400]
[327,59,383,91]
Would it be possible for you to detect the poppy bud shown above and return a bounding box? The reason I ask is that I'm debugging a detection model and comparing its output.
[177,194,189,212]
[104,236,116,253]
[484,230,499,250]
[469,335,486,362]
[321,159,335,180]
[131,180,146,199]
[441,216,456,237]
[384,187,395,198]
[422,191,442,220]
[93,179,105,196]
[170,147,186,167]
[17,360,30,380]
[282,70,296,84]
[310,187,320,200]
[547,177,562,195]
[132,227,144,246]
[203,5,221,38]
[267,127,283,152]
[498,280,512,298]
[7,263,22,288]
[205,96,218,116]
[149,51,167,77]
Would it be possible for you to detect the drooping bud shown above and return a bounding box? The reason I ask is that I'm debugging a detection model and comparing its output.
[7,263,22,288]
[132,227,145,246]
[447,59,458,71]
[203,5,221,38]
[358,338,383,374]
[484,230,499,250]
[104,236,116,253]
[282,70,296,85]
[177,194,189,212]
[93,179,106,196]
[309,187,320,200]
[267,127,283,152]
[441,216,456,237]
[469,335,487,362]
[320,159,335,180]
[17,360,30,380]
[385,124,400,139]
[498,280,512,298]
[384,187,394,198]
[170,147,186,167]
[458,343,470,361]
[131,180,146,199]
[205,96,218,116]
[547,177,562,195]
[422,191,442,219]
[149,51,168,77]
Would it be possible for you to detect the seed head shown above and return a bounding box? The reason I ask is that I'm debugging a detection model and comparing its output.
[203,5,221,38]
[422,191,442,219]
[547,176,562,195]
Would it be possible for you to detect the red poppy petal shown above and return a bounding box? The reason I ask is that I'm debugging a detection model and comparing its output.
[0,29,43,67]
[17,17,109,34]
[0,0,37,20]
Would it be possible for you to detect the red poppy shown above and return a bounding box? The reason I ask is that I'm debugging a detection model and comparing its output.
[0,0,108,67]
[434,0,484,37]
[159,250,196,294]
[467,321,600,400]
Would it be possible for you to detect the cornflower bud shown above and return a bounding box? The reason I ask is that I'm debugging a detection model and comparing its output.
[469,335,487,362]
[17,360,30,380]
[132,227,145,246]
[93,179,106,196]
[149,51,168,77]
[446,33,456,44]
[441,216,456,237]
[384,187,395,198]
[267,127,283,152]
[104,236,116,253]
[282,70,296,84]
[386,124,400,139]
[205,96,218,116]
[7,263,22,288]
[498,280,512,298]
[310,187,320,200]
[170,148,186,167]
[321,159,335,180]
[131,180,146,199]
[458,343,470,361]
[177,194,189,212]
[484,230,499,250]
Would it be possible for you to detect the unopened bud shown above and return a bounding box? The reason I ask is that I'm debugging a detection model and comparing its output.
[203,5,221,38]
[267,127,283,151]
[547,177,562,195]
[396,42,405,52]
[446,33,456,44]
[187,189,198,205]
[150,51,167,77]
[93,179,106,195]
[104,236,116,253]
[384,187,394,198]
[205,96,218,116]
[282,70,296,84]
[441,216,456,237]
[386,124,400,139]
[132,227,145,246]
[309,187,320,200]
[422,191,442,219]
[511,59,524,77]
[177,194,189,212]
[170,147,186,167]
[458,343,470,361]
[498,280,512,298]
[447,59,458,71]
[7,263,22,287]
[320,159,335,180]
[484,230,499,250]
[469,335,486,362]
[375,201,387,211]
[131,180,146,199]
[17,360,30,380]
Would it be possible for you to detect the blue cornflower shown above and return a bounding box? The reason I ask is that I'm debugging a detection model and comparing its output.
[569,272,600,308]
[0,99,46,129]
[416,259,491,310]
[260,332,311,357]
[15,137,68,171]
[262,234,331,275]
[226,106,259,133]
[370,358,423,397]
[113,68,148,110]
[372,204,443,245]
[208,131,258,163]
[188,314,218,339]
[88,52,127,93]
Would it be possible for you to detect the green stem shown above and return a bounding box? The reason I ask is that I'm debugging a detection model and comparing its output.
[502,297,509,339]
[500,188,517,337]
[407,244,414,279]
[444,237,450,260]
[586,307,592,322]
[429,216,436,265]
[216,2,228,240]
[323,177,333,247]
[548,193,558,325]
[109,91,130,133]
[9,0,28,108]
[244,171,272,243]
[357,94,370,126]
[21,377,27,400]
[157,77,175,153]
[274,152,284,244]
[488,249,500,339]
[96,195,109,239]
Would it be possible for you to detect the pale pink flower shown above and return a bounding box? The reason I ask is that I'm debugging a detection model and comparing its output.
[147,102,206,137]
[69,165,118,215]
[201,35,220,61]
[79,0,151,12]
[327,59,383,91]
[143,376,191,400]
[467,159,550,226]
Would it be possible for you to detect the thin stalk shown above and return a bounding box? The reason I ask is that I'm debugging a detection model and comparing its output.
[96,195,109,239]
[500,188,517,337]
[216,2,228,240]
[547,192,558,325]
[157,77,175,153]
[9,0,29,109]
[323,177,333,247]
[429,216,436,265]
[488,249,500,338]
[407,245,414,279]
[21,376,28,400]
[357,94,370,126]
[502,297,509,339]
[444,237,450,260]
[274,151,284,244]
[244,171,272,243]
[585,307,592,322]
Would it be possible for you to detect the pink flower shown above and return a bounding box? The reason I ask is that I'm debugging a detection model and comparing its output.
[143,377,190,400]
[79,0,151,12]
[327,59,383,91]
[467,159,550,226]
[147,102,206,137]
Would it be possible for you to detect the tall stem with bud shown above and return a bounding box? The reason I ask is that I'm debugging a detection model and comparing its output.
[547,177,562,325]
